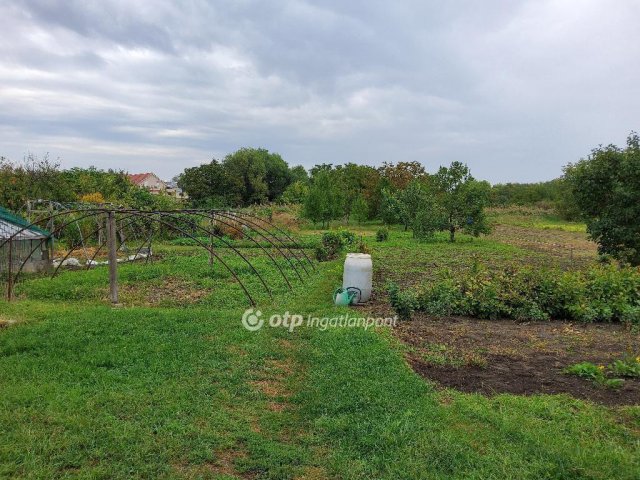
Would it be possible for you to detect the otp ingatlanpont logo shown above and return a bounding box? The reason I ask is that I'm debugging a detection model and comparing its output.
[241,308,264,331]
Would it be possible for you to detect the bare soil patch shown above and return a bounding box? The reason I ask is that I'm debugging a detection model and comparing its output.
[118,277,210,306]
[396,314,639,406]
[488,224,598,268]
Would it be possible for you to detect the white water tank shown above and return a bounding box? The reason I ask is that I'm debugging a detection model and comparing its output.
[343,253,373,303]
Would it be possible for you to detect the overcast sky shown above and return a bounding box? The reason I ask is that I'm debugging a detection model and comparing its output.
[1,1,638,183]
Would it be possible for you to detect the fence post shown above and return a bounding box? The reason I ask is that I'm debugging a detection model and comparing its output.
[107,211,119,305]
[209,216,215,267]
[7,238,13,302]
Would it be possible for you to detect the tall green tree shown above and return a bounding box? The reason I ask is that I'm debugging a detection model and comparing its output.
[432,161,491,242]
[0,154,135,210]
[222,148,269,206]
[564,132,640,264]
[351,193,369,224]
[379,161,427,190]
[263,151,292,201]
[289,165,309,184]
[178,148,296,207]
[302,169,344,227]
[281,181,309,204]
[178,159,230,207]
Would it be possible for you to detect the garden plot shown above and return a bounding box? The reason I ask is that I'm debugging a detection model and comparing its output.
[397,315,639,406]
[368,216,639,406]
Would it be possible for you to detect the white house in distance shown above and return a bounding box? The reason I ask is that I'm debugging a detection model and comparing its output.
[128,172,187,199]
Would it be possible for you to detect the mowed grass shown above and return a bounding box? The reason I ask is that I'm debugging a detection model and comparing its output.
[13,245,313,308]
[1,221,639,479]
[297,325,640,479]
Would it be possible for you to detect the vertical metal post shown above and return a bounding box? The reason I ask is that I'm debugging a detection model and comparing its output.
[107,211,119,305]
[209,216,215,267]
[7,238,13,302]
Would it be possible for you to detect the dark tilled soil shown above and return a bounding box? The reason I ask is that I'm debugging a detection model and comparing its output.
[395,315,640,406]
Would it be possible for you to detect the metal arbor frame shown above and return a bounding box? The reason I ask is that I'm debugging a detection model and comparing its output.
[0,207,314,306]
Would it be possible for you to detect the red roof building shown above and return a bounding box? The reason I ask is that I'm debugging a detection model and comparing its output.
[127,172,166,194]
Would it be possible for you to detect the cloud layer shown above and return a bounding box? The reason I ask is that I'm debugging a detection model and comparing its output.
[1,0,639,182]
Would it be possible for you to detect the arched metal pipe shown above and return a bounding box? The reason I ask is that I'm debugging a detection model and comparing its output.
[120,210,262,305]
[236,211,315,271]
[145,210,273,298]
[50,212,141,278]
[0,208,104,250]
[84,213,153,270]
[206,210,309,280]
[187,209,311,277]
[3,207,313,306]
[187,210,298,288]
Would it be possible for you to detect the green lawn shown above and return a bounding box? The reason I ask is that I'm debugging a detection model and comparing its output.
[1,226,638,479]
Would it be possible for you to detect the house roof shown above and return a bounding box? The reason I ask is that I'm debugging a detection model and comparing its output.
[128,173,154,185]
[0,206,50,240]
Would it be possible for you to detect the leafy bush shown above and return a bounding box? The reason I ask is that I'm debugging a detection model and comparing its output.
[387,263,640,324]
[338,229,356,247]
[316,229,358,262]
[314,245,329,262]
[564,361,625,389]
[609,357,640,378]
[320,232,343,259]
[387,281,419,320]
[376,228,389,242]
[564,362,604,381]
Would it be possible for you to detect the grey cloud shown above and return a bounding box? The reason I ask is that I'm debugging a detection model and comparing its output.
[1,0,639,182]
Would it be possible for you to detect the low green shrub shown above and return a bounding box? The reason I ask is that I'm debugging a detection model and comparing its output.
[316,229,358,262]
[609,356,640,378]
[387,264,640,323]
[564,361,626,389]
[375,228,389,242]
[314,245,329,262]
[564,362,604,381]
[387,281,419,320]
[320,231,342,259]
[338,228,356,247]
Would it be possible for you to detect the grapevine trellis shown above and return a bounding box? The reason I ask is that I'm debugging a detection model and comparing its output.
[0,206,315,306]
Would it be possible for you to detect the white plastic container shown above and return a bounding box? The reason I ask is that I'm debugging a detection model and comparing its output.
[343,253,373,303]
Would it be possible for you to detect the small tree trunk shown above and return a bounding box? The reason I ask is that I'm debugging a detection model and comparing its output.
[449,226,455,242]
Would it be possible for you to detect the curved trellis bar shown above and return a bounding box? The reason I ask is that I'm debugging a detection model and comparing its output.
[1,207,316,305]
[210,210,310,279]
[0,208,105,251]
[50,212,144,278]
[13,210,144,283]
[84,213,146,270]
[120,210,260,305]
[186,210,300,287]
[236,211,316,272]
[12,211,136,284]
[140,210,274,298]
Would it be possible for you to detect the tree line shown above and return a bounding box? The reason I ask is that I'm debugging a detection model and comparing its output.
[0,154,181,212]
[2,132,639,263]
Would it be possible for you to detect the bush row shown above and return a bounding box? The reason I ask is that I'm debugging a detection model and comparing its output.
[387,264,640,324]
